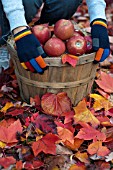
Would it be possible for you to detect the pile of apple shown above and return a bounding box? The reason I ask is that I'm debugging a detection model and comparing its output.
[32,19,93,57]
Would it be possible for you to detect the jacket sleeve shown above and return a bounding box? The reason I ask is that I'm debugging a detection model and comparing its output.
[1,0,28,31]
[86,0,106,23]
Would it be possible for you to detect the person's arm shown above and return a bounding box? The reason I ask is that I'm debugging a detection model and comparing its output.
[86,0,110,63]
[1,0,47,73]
[1,0,28,32]
[86,0,106,23]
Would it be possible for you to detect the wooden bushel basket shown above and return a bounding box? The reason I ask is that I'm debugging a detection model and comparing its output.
[7,40,98,106]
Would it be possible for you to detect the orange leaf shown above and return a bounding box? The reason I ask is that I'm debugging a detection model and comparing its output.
[41,92,72,116]
[0,156,16,169]
[73,100,100,128]
[87,141,110,156]
[0,119,23,144]
[57,127,74,144]
[75,151,89,164]
[95,71,113,93]
[75,124,106,141]
[64,137,84,150]
[69,164,86,170]
[32,133,59,156]
[30,95,41,106]
[62,54,79,67]
[16,161,23,170]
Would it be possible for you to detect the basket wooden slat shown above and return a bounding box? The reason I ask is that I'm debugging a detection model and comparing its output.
[7,40,98,106]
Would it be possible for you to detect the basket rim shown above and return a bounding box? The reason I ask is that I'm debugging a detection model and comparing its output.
[7,39,96,66]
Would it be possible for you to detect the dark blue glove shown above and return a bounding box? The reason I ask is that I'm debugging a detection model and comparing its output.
[14,28,47,73]
[91,19,110,63]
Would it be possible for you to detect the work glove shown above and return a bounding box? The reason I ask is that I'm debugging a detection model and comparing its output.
[14,28,47,73]
[91,18,110,63]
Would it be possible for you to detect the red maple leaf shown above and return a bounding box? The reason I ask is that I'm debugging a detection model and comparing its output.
[32,133,59,156]
[75,124,106,141]
[0,119,23,144]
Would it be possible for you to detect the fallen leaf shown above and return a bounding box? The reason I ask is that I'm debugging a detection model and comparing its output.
[69,164,86,170]
[16,161,23,170]
[57,127,74,144]
[32,133,59,156]
[87,141,110,156]
[0,119,23,144]
[41,92,72,116]
[64,137,84,151]
[73,100,100,128]
[30,95,41,106]
[1,102,14,113]
[75,151,89,164]
[75,124,106,141]
[90,94,112,111]
[0,156,16,169]
[35,113,57,134]
[95,71,113,93]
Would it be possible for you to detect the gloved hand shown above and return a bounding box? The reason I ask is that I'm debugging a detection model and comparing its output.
[91,19,110,63]
[14,28,47,73]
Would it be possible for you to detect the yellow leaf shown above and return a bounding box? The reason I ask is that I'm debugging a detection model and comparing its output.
[90,94,112,111]
[52,166,60,170]
[73,100,100,128]
[1,102,14,113]
[0,141,6,148]
[69,164,86,170]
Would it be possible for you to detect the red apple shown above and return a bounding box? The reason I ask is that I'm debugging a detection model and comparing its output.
[32,24,51,44]
[66,35,87,56]
[44,37,66,57]
[54,19,74,40]
[84,35,93,53]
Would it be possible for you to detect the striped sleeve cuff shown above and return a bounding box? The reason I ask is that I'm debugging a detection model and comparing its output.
[14,28,32,41]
